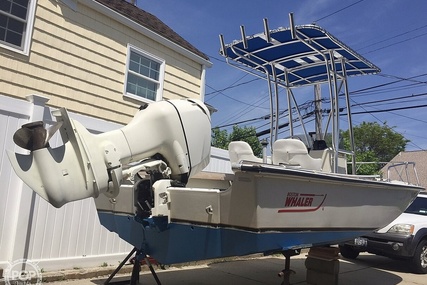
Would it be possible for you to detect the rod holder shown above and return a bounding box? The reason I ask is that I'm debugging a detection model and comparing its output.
[219,34,227,56]
[263,18,271,43]
[240,25,248,49]
[289,13,296,39]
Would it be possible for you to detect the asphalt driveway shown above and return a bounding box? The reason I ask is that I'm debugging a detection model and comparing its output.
[31,253,426,285]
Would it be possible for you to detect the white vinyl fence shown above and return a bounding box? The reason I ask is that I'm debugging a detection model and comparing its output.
[0,94,132,271]
[0,94,231,272]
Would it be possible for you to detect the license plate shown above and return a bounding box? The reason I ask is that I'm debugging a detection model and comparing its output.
[354,237,367,247]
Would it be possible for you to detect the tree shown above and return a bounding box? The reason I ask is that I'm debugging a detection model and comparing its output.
[211,128,229,150]
[342,121,409,175]
[211,125,263,157]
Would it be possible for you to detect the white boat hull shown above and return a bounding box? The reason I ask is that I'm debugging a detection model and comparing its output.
[95,163,421,264]
[168,165,419,231]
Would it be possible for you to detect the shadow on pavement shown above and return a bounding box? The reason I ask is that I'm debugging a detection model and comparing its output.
[90,255,404,285]
[341,253,414,274]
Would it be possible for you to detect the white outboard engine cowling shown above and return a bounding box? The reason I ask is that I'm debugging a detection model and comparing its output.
[8,99,211,208]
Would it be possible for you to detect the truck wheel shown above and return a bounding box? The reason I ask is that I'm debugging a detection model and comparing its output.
[339,244,359,259]
[411,240,427,274]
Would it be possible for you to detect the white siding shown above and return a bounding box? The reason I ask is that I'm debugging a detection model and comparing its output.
[0,1,208,125]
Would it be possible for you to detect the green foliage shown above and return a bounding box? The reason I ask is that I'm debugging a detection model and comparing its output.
[211,125,263,157]
[342,122,409,175]
[212,122,407,175]
[211,128,229,150]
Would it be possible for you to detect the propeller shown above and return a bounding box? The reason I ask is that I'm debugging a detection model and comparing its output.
[13,121,63,151]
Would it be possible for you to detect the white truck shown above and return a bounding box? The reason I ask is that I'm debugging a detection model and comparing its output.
[339,192,427,274]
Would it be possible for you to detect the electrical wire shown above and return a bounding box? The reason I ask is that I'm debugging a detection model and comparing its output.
[205,78,260,97]
[357,24,427,52]
[313,0,365,23]
[363,31,427,55]
[209,4,427,150]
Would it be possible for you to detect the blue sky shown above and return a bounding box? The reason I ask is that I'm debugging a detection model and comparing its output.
[139,0,427,151]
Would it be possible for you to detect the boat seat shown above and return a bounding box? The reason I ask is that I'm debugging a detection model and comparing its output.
[272,139,322,170]
[228,141,262,164]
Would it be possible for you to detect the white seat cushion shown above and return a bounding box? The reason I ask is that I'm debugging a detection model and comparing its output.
[228,141,262,164]
[272,139,322,170]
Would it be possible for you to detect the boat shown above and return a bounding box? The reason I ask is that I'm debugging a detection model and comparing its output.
[8,14,422,276]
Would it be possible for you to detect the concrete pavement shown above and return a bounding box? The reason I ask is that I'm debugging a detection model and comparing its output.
[23,253,427,285]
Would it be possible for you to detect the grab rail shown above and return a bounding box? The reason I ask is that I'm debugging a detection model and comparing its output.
[387,162,420,186]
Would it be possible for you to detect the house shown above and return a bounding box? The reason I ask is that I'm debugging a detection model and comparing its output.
[1,0,211,123]
[0,0,211,271]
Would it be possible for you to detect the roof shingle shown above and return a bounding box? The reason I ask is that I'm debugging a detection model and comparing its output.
[382,150,427,189]
[94,0,209,61]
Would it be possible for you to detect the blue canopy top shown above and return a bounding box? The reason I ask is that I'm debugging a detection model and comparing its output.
[220,24,380,87]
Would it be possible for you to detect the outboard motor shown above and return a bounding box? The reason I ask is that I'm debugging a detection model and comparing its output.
[8,99,211,208]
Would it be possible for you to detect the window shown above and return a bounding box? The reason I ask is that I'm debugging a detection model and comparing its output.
[405,196,427,216]
[0,0,36,54]
[125,45,165,102]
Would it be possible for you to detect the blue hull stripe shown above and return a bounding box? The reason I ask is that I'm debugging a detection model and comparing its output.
[98,212,371,264]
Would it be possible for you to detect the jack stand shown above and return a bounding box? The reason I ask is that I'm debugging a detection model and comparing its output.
[104,247,137,285]
[104,247,162,285]
[277,250,299,285]
[137,250,162,285]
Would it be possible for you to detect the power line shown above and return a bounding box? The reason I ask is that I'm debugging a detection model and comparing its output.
[314,0,365,22]
[216,81,427,130]
[378,73,427,85]
[350,73,427,96]
[346,103,427,116]
[363,31,427,55]
[205,83,265,108]
[351,92,427,108]
[213,114,270,129]
[209,4,427,136]
[210,67,427,131]
[205,78,260,97]
[216,89,427,132]
[209,1,369,125]
[214,86,427,133]
[220,92,427,136]
[256,111,316,137]
[357,24,427,52]
[215,95,271,128]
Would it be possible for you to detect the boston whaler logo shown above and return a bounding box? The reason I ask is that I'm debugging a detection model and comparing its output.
[278,192,327,213]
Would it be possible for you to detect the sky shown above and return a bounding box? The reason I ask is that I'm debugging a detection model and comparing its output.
[138,0,427,151]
